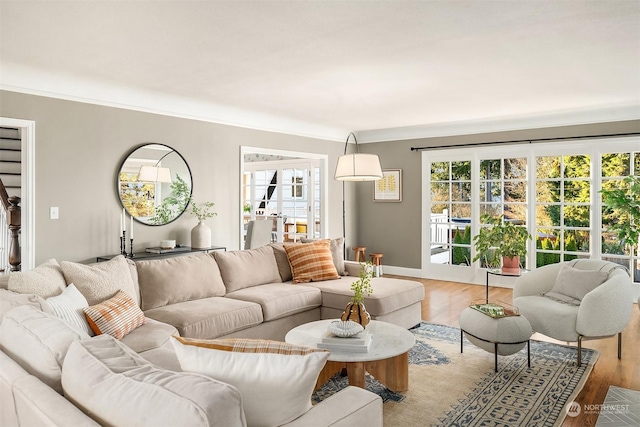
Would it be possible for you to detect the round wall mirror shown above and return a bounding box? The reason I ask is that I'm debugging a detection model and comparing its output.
[117,143,192,226]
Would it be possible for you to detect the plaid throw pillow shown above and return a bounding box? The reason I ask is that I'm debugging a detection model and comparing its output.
[173,336,327,355]
[83,290,145,339]
[284,240,340,284]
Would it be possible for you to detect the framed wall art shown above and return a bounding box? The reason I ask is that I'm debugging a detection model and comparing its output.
[373,169,402,202]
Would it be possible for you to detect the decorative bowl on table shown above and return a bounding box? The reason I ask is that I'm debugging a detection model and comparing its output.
[327,320,364,337]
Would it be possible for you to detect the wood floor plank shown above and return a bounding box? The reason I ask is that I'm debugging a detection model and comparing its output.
[386,274,640,427]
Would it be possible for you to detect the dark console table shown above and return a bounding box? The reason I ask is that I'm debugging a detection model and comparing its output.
[96,246,226,262]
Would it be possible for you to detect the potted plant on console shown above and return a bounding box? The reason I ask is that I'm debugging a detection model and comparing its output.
[473,214,532,273]
[341,262,374,326]
[190,200,217,249]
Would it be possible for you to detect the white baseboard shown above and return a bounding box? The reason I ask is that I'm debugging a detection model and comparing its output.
[380,265,422,278]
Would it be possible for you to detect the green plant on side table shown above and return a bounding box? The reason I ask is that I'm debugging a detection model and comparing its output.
[341,262,374,327]
[473,214,532,272]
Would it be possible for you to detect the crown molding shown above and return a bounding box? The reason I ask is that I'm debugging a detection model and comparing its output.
[356,104,640,143]
[0,64,348,142]
[2,64,637,145]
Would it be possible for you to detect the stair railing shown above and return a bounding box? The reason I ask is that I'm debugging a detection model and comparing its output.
[0,179,20,272]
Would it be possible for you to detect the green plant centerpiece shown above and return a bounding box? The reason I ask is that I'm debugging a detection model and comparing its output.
[341,262,374,327]
[473,214,532,272]
[600,175,640,277]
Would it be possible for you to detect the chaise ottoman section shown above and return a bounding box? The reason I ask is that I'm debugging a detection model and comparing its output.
[225,283,322,321]
[308,277,425,329]
[143,297,263,339]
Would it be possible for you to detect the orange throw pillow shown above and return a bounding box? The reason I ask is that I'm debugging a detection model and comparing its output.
[83,290,145,339]
[284,240,340,284]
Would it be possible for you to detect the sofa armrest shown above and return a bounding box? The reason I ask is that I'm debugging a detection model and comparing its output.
[283,386,382,427]
[513,263,563,298]
[344,261,362,277]
[577,272,633,337]
[13,376,100,427]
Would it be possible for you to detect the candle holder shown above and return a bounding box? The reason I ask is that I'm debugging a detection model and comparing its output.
[128,238,135,258]
[120,231,127,255]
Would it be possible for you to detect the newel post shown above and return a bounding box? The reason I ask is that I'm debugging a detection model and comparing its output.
[7,196,21,272]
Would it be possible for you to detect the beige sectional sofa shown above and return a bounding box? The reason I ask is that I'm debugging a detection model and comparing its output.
[0,242,425,426]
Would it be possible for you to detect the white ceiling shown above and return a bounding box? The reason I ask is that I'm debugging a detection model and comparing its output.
[1,1,639,142]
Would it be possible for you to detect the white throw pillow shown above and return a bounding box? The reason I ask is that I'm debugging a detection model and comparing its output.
[8,259,66,298]
[46,284,94,336]
[546,264,609,302]
[171,336,329,427]
[0,305,89,394]
[62,335,246,427]
[60,255,138,306]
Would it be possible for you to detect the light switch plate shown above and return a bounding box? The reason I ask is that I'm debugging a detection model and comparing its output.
[49,207,59,220]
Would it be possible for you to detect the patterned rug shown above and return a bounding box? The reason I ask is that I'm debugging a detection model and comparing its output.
[312,322,599,427]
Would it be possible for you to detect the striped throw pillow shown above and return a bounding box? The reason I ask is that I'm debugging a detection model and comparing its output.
[173,336,327,355]
[46,283,94,336]
[83,290,145,339]
[284,240,340,284]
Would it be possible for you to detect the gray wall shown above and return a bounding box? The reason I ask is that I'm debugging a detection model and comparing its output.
[358,120,640,270]
[0,90,349,264]
[2,89,637,272]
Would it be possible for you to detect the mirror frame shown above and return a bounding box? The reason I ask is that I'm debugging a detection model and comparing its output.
[117,143,193,226]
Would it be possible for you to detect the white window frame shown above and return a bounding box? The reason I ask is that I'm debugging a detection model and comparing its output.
[240,147,328,247]
[422,137,640,289]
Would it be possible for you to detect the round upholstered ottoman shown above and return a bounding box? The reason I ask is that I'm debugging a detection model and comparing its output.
[459,307,533,372]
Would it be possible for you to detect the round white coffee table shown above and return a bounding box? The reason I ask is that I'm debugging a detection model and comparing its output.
[285,319,415,392]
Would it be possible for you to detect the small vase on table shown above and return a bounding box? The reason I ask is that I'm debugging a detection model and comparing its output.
[191,220,211,249]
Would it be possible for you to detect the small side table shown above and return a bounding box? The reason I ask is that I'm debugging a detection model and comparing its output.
[352,246,366,262]
[485,268,527,303]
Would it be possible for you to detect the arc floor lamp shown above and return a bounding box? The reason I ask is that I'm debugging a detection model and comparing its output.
[334,132,383,256]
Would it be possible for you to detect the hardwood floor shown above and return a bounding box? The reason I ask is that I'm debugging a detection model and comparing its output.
[390,275,640,427]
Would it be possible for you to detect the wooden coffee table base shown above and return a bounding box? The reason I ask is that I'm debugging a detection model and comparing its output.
[315,352,409,392]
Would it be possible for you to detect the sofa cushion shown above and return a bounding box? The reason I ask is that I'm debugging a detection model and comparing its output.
[83,290,146,339]
[136,253,226,311]
[60,255,138,306]
[0,289,52,324]
[62,335,246,427]
[214,246,281,292]
[120,317,179,353]
[225,283,322,321]
[513,295,580,342]
[46,284,93,336]
[270,243,294,281]
[144,296,263,339]
[308,277,425,316]
[8,259,66,298]
[545,264,609,303]
[284,240,341,284]
[0,305,89,394]
[172,336,329,427]
[301,237,347,276]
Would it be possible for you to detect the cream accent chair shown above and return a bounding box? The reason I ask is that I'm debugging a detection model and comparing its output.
[513,259,633,366]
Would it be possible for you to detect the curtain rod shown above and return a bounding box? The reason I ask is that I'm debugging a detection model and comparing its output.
[410,132,640,151]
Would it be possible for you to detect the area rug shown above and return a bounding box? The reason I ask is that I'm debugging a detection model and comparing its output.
[312,322,599,427]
